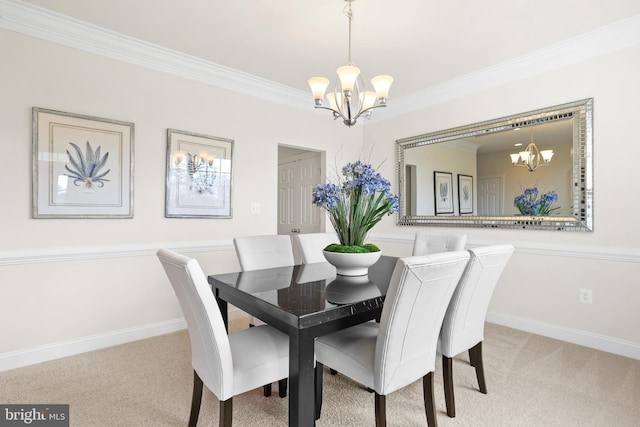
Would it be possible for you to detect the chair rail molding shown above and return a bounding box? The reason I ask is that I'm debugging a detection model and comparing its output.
[0,240,235,266]
[1,235,638,265]
[371,233,640,263]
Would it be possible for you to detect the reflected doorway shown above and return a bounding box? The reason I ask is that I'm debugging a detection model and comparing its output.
[277,145,325,262]
[477,176,503,215]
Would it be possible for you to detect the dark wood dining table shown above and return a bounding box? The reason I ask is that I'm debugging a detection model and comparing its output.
[208,255,398,427]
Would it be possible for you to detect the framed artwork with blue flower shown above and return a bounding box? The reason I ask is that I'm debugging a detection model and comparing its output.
[32,107,134,218]
[457,174,474,214]
[165,129,233,218]
[433,171,453,215]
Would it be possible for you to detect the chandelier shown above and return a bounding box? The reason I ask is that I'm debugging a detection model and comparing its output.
[308,0,393,127]
[509,129,554,172]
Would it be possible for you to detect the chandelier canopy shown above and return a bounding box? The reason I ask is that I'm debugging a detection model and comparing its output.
[509,129,554,172]
[308,0,393,127]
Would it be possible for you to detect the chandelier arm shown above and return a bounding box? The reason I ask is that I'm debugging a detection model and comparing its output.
[353,103,387,120]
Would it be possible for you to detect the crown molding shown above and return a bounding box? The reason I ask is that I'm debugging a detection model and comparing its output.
[0,0,310,109]
[379,13,640,120]
[1,0,639,119]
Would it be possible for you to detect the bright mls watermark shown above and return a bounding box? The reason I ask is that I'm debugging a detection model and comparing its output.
[0,405,68,427]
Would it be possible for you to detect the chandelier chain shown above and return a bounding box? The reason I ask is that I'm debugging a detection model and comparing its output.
[344,1,353,64]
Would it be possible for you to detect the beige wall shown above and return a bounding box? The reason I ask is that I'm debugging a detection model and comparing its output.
[404,142,477,215]
[0,30,362,365]
[1,28,639,369]
[364,43,640,355]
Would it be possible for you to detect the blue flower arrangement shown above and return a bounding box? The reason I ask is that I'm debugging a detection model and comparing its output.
[514,187,559,216]
[312,161,399,251]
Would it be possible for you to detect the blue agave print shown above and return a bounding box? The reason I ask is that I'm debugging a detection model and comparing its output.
[440,181,449,201]
[462,185,470,201]
[65,141,111,188]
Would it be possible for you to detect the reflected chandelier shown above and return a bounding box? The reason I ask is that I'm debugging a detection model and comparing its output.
[308,0,393,127]
[509,129,554,172]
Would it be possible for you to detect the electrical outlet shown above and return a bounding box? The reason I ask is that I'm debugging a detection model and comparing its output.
[250,203,261,214]
[579,288,593,304]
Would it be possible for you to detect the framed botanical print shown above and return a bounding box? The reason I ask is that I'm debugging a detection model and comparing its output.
[165,129,233,218]
[433,171,454,215]
[457,174,474,214]
[32,107,134,218]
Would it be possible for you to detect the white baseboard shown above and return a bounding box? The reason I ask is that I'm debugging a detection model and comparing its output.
[2,309,637,373]
[0,318,187,372]
[486,311,640,360]
[0,308,248,373]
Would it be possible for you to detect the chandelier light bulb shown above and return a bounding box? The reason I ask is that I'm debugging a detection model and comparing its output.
[308,77,330,104]
[336,65,360,93]
[371,75,393,101]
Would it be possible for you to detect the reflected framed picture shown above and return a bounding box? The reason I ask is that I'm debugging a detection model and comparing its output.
[32,107,134,218]
[458,174,474,214]
[165,129,233,218]
[434,171,453,215]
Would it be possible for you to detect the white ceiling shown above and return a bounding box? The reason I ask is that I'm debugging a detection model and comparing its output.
[8,0,640,111]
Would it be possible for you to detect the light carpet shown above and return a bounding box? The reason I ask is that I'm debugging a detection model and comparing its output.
[1,320,639,426]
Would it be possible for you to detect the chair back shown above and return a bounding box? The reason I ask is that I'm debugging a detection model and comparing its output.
[156,248,234,400]
[295,232,338,264]
[233,235,295,271]
[439,245,514,357]
[412,232,467,256]
[374,251,470,395]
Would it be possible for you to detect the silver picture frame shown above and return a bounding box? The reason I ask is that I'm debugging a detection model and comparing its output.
[434,171,454,215]
[165,128,233,218]
[32,107,134,218]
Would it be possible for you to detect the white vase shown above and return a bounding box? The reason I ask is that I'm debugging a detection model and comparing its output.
[322,250,382,276]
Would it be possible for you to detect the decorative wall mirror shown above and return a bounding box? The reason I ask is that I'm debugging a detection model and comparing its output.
[396,98,593,231]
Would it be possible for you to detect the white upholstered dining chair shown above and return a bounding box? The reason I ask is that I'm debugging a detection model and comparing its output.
[294,232,338,264]
[233,234,295,271]
[314,251,471,427]
[439,244,514,418]
[412,232,467,256]
[156,249,289,427]
[232,234,294,397]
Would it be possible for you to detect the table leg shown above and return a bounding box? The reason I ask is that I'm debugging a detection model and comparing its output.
[215,296,228,331]
[288,328,316,427]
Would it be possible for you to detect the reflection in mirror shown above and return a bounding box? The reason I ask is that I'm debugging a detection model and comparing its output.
[396,99,593,231]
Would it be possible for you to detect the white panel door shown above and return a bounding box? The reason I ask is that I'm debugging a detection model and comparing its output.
[478,176,503,215]
[277,154,322,236]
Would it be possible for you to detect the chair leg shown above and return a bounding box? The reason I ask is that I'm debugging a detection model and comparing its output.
[278,379,288,398]
[469,342,487,394]
[219,398,233,427]
[263,383,272,397]
[374,393,386,427]
[189,371,204,427]
[442,355,455,418]
[423,372,437,427]
[315,363,323,420]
